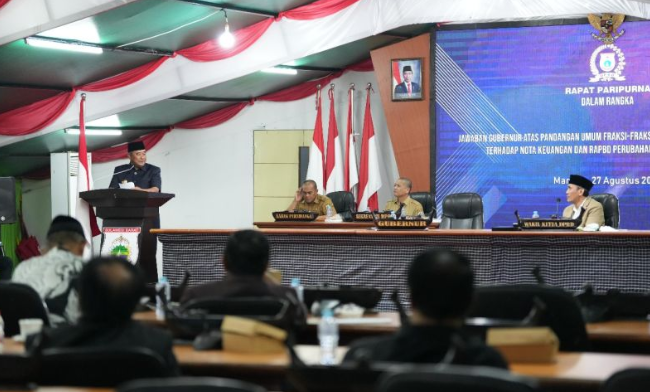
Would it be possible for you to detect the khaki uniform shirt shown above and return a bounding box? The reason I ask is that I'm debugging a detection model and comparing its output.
[295,194,336,216]
[384,197,424,217]
[562,196,605,228]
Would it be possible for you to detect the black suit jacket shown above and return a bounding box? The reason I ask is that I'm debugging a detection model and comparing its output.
[28,320,179,375]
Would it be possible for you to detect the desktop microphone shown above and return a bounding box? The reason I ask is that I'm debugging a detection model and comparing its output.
[555,197,561,219]
[112,165,134,176]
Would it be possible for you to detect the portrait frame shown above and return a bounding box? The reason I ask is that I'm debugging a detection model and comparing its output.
[391,58,424,101]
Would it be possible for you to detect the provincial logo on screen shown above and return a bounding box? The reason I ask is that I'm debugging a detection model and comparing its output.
[588,13,626,83]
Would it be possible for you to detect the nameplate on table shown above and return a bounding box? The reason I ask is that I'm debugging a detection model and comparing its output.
[374,219,429,230]
[273,211,318,221]
[519,219,579,230]
[353,212,391,221]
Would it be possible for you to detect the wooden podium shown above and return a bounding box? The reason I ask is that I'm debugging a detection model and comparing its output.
[80,189,175,283]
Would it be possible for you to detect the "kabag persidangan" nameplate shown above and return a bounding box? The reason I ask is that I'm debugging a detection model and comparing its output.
[272,211,318,221]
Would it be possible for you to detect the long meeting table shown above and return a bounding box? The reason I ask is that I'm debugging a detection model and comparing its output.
[155,226,650,310]
[6,338,650,392]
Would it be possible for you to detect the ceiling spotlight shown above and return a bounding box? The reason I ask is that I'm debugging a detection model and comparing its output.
[218,9,235,49]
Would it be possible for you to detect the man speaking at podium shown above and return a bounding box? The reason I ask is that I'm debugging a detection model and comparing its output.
[109,141,161,193]
[563,174,605,228]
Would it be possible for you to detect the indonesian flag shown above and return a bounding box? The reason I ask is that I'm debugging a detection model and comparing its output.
[305,88,325,191]
[324,86,344,193]
[357,86,382,212]
[344,86,359,195]
[392,61,402,88]
[75,94,100,245]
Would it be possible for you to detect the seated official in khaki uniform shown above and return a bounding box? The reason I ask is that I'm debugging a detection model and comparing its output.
[562,174,605,228]
[287,180,336,221]
[384,177,424,218]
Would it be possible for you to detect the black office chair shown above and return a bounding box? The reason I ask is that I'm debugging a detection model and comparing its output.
[0,282,50,337]
[410,192,436,217]
[0,354,38,387]
[378,364,539,392]
[439,193,484,229]
[38,347,169,387]
[173,297,291,337]
[288,363,386,392]
[468,284,589,351]
[326,191,356,221]
[590,193,620,228]
[601,368,650,392]
[118,377,267,392]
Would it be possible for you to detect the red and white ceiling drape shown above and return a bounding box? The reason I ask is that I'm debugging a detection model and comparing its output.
[0,0,364,137]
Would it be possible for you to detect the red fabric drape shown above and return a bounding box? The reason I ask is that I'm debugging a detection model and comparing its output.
[175,102,249,129]
[346,58,374,72]
[81,57,170,92]
[258,72,343,102]
[0,92,75,136]
[278,0,361,20]
[91,128,170,163]
[178,18,274,62]
[0,0,11,10]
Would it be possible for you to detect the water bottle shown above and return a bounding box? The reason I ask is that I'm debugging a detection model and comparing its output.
[532,211,540,219]
[326,205,333,219]
[318,309,339,365]
[390,210,397,220]
[400,205,407,219]
[155,276,171,319]
[291,278,304,303]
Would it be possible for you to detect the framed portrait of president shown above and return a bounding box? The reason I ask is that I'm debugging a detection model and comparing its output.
[391,58,423,101]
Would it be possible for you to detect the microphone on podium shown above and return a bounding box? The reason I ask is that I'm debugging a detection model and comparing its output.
[551,197,562,219]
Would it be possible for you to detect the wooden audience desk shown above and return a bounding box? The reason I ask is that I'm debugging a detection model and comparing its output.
[134,310,650,352]
[155,228,650,311]
[7,339,650,391]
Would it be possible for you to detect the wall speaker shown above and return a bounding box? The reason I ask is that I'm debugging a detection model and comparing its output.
[0,177,16,224]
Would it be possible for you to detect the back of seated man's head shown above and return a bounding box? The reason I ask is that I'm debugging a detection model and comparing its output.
[408,248,474,323]
[46,215,87,256]
[223,230,269,277]
[79,256,144,324]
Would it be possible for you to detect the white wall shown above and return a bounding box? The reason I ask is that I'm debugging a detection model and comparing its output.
[22,179,52,248]
[91,70,399,230]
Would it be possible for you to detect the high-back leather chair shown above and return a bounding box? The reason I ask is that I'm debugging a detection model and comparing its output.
[409,192,435,217]
[601,368,650,392]
[590,193,620,228]
[439,193,484,229]
[468,284,589,351]
[0,282,50,337]
[326,191,356,221]
[378,365,538,392]
[119,377,268,392]
[39,347,169,387]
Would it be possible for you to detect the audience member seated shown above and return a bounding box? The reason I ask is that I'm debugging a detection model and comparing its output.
[12,216,87,325]
[180,230,306,329]
[343,249,507,369]
[27,256,179,376]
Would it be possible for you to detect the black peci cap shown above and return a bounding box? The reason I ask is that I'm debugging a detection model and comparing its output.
[569,174,594,191]
[127,141,145,152]
[47,215,86,238]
